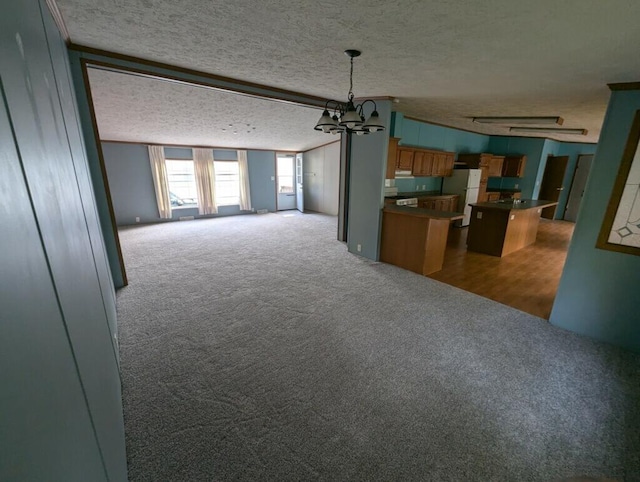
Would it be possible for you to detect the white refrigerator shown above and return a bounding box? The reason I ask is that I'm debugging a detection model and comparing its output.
[442,169,481,227]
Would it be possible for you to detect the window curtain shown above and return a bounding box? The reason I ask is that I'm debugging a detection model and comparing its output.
[237,150,252,211]
[148,145,172,219]
[193,148,218,215]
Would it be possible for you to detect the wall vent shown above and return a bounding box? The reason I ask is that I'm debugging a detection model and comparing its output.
[179,216,195,221]
[256,209,268,214]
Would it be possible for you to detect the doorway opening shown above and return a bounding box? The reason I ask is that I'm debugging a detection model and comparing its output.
[276,153,296,211]
[564,154,593,222]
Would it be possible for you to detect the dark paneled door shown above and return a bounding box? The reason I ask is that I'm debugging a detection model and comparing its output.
[539,155,569,219]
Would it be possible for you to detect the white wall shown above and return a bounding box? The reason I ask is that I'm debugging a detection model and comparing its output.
[304,141,340,215]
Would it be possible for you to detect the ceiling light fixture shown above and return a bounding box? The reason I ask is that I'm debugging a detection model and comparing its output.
[314,50,385,136]
[509,127,588,135]
[472,116,564,126]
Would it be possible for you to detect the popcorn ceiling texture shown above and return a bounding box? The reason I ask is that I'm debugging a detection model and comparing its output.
[88,68,328,150]
[60,0,640,145]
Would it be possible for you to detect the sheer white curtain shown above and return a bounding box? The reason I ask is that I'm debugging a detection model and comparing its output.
[193,148,218,215]
[148,145,172,219]
[237,150,252,211]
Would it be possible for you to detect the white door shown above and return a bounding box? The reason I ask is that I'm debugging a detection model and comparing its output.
[564,154,593,222]
[295,153,304,213]
[276,154,296,211]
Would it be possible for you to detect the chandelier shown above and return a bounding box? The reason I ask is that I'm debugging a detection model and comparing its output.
[314,50,385,136]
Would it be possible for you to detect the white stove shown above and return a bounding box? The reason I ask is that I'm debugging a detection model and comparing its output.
[396,197,418,207]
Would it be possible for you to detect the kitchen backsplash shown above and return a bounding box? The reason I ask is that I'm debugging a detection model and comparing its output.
[395,177,442,193]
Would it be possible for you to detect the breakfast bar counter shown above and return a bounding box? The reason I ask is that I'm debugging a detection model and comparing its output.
[467,200,558,257]
[380,206,463,275]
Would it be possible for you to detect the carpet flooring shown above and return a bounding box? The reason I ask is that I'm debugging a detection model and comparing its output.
[116,212,640,481]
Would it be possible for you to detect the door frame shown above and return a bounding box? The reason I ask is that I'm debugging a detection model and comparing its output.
[563,154,594,222]
[539,155,570,219]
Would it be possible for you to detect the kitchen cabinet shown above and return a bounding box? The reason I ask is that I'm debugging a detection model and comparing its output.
[417,194,459,212]
[488,156,505,177]
[486,192,500,202]
[412,151,435,176]
[457,153,506,202]
[397,148,415,170]
[498,191,521,200]
[388,139,455,177]
[502,155,527,177]
[386,137,400,179]
[432,153,454,177]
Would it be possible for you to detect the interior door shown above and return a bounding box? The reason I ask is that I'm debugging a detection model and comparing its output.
[539,155,569,219]
[564,154,593,222]
[295,153,304,213]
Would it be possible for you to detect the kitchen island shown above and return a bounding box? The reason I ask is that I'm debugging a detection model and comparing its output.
[467,200,558,257]
[380,205,464,275]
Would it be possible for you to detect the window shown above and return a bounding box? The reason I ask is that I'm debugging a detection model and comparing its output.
[165,160,198,207]
[214,160,240,206]
[277,154,295,194]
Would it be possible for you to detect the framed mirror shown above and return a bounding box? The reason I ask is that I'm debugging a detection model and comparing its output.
[597,110,640,255]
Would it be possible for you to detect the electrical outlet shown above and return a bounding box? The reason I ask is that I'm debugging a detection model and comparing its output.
[510,214,515,220]
[514,183,519,189]
[477,212,483,219]
[422,184,426,190]
[357,244,362,252]
[135,216,140,222]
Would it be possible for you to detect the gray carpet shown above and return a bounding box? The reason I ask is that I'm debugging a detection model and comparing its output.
[116,212,640,481]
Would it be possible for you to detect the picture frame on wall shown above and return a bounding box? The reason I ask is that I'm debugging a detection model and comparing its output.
[596,109,640,255]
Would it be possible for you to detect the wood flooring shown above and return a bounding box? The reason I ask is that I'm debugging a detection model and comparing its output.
[428,219,575,319]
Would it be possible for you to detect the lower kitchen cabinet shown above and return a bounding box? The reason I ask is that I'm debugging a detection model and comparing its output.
[417,194,459,212]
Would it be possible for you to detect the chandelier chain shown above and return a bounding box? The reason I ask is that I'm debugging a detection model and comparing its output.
[348,55,354,101]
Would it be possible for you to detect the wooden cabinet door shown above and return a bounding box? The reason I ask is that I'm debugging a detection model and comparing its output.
[449,195,460,212]
[397,148,414,170]
[487,192,500,202]
[442,154,454,177]
[420,199,436,210]
[411,151,425,176]
[488,156,504,177]
[421,152,434,176]
[433,153,447,176]
[386,137,399,179]
[478,179,488,202]
[434,199,448,211]
[501,155,527,177]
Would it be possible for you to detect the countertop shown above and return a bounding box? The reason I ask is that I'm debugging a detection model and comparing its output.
[383,205,464,220]
[485,188,522,193]
[385,191,456,200]
[469,199,557,211]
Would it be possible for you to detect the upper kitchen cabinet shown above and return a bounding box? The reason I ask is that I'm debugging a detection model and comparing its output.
[386,138,455,178]
[501,155,527,177]
[397,148,415,171]
[386,137,400,179]
[412,151,435,177]
[488,156,505,177]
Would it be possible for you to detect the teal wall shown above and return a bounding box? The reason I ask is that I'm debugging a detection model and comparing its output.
[348,100,393,259]
[551,89,640,352]
[391,113,490,194]
[102,142,278,225]
[247,150,277,212]
[0,0,127,479]
[393,113,491,153]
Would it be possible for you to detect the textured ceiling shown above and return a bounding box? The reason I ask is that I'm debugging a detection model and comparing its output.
[58,0,640,145]
[87,68,329,151]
